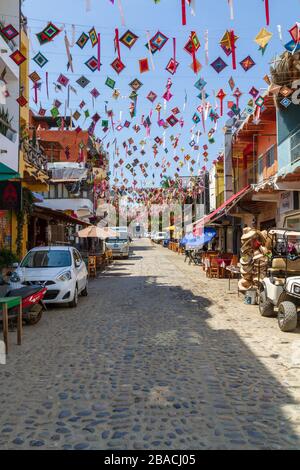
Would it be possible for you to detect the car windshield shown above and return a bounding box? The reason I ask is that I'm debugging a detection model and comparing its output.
[106,238,128,244]
[21,250,72,268]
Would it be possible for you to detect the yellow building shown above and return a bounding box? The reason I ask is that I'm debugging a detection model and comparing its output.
[13,18,48,257]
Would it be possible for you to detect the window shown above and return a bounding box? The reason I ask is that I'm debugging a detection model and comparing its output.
[73,249,82,266]
[291,128,300,164]
[21,250,71,268]
[49,185,55,199]
[266,146,275,168]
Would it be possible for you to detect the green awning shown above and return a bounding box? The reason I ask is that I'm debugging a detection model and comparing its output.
[0,163,20,181]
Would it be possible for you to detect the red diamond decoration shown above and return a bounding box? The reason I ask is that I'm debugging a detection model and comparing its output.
[10,50,26,66]
[166,114,179,127]
[111,57,126,74]
[166,58,179,75]
[17,95,28,107]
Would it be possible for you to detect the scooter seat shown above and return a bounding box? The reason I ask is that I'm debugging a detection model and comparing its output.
[6,287,43,299]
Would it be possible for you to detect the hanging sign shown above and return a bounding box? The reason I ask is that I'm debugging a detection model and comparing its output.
[0,182,22,211]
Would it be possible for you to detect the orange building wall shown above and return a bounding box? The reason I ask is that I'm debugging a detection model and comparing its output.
[29,111,89,163]
[35,129,89,163]
[256,120,278,180]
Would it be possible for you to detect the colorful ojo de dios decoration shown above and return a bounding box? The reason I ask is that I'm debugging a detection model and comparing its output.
[120,30,139,49]
[255,28,273,53]
[150,31,169,50]
[147,91,157,102]
[36,22,61,45]
[0,24,19,41]
[16,95,28,107]
[29,71,41,83]
[129,79,143,91]
[85,56,99,72]
[210,57,227,73]
[10,49,26,66]
[77,32,89,49]
[240,55,256,71]
[105,77,116,89]
[139,58,149,73]
[76,75,90,88]
[89,27,98,47]
[111,57,125,74]
[33,52,48,68]
[57,74,69,87]
[220,30,238,70]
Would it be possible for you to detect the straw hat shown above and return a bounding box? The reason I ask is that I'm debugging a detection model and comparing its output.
[240,239,253,253]
[253,251,265,261]
[241,229,257,241]
[240,254,253,265]
[238,278,252,291]
[240,264,254,274]
[259,246,269,255]
[243,272,254,281]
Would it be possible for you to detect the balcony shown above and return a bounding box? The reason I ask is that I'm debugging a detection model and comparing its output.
[21,140,48,173]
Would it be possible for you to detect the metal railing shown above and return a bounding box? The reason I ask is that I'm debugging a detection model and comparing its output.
[21,140,48,173]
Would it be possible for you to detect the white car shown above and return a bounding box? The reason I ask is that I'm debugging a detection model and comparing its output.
[153,232,168,243]
[105,237,130,259]
[9,246,88,307]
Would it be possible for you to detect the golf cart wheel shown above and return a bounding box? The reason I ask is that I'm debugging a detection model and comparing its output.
[259,291,275,317]
[27,304,43,325]
[278,301,298,332]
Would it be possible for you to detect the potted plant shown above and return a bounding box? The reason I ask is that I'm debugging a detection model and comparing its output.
[0,249,19,285]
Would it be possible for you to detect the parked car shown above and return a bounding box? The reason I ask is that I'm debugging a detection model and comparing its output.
[9,246,88,308]
[105,237,130,259]
[153,232,168,243]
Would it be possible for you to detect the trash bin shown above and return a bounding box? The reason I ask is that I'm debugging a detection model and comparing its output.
[244,289,257,305]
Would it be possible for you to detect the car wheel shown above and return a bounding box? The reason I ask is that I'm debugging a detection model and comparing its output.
[81,281,88,297]
[259,291,275,317]
[69,286,78,308]
[278,301,298,332]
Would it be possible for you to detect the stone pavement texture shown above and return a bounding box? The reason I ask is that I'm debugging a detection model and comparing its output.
[1,239,300,450]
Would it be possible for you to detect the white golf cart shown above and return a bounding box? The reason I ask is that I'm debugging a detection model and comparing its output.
[259,229,300,332]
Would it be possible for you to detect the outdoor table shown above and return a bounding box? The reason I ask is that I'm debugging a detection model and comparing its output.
[0,297,22,354]
[226,266,241,295]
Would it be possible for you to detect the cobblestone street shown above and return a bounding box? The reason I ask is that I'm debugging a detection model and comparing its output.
[1,239,300,450]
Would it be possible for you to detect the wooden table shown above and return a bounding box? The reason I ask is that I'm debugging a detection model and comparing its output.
[0,297,22,354]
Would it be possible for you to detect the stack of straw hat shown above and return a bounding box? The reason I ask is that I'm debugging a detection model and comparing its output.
[238,228,271,292]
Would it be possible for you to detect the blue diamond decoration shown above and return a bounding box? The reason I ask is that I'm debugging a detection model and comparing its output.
[281,98,292,108]
[210,57,228,74]
[33,52,48,68]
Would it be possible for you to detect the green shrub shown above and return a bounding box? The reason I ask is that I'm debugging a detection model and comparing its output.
[0,249,18,269]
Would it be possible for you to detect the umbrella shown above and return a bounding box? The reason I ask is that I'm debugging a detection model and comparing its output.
[77,226,117,239]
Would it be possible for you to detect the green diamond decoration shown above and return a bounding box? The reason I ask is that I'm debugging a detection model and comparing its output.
[105,77,116,89]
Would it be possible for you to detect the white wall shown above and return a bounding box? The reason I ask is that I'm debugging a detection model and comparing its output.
[0,0,20,172]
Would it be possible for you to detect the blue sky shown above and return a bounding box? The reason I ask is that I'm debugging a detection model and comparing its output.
[21,0,299,187]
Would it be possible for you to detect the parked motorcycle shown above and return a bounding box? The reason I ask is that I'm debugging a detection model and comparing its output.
[5,286,47,325]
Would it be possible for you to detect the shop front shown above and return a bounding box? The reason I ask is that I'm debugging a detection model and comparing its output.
[27,205,90,251]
